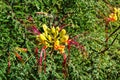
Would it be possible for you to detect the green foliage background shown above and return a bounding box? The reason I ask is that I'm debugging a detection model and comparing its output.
[0,0,120,80]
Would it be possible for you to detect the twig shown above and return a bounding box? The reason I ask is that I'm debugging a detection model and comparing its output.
[107,26,120,40]
[105,24,109,48]
[99,34,118,53]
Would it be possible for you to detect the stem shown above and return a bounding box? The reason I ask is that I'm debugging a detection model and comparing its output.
[108,26,120,40]
[62,53,68,78]
[105,24,109,48]
[99,34,118,53]
[44,50,46,73]
[102,26,120,53]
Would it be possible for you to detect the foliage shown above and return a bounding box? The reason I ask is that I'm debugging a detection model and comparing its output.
[0,0,120,80]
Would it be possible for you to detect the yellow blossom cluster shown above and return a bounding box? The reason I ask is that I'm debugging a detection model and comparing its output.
[36,24,69,53]
[109,7,120,22]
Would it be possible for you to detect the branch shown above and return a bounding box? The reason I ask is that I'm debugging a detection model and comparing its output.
[99,34,118,53]
[108,26,120,39]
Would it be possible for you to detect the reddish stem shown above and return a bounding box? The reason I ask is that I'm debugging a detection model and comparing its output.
[38,46,47,73]
[43,49,46,73]
[105,23,109,48]
[62,53,67,78]
[34,47,39,64]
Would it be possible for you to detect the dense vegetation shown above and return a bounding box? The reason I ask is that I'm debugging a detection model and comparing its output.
[0,0,120,80]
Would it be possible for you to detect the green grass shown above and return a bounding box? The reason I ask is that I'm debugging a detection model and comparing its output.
[0,0,120,80]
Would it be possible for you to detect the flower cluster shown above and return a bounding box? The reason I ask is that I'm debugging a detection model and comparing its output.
[108,7,120,22]
[26,23,86,74]
[36,24,69,54]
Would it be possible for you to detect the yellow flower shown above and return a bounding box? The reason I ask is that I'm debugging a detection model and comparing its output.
[54,40,60,46]
[114,8,120,14]
[60,29,66,36]
[109,13,117,21]
[56,27,60,31]
[54,40,65,53]
[55,27,59,36]
[54,44,65,54]
[114,8,118,13]
[48,35,52,41]
[117,8,120,18]
[58,45,65,53]
[43,24,48,35]
[43,24,48,32]
[51,27,55,34]
[36,24,69,54]
[39,34,46,42]
[60,35,69,44]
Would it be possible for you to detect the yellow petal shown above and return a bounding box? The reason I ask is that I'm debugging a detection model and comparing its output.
[58,45,65,53]
[114,8,119,14]
[60,35,69,44]
[109,13,117,21]
[55,27,59,36]
[118,8,120,17]
[60,29,66,37]
[43,24,48,32]
[39,34,46,41]
[54,40,60,46]
[56,27,60,31]
[48,35,52,41]
[64,35,69,41]
[61,29,66,35]
[114,14,117,21]
[51,27,55,34]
